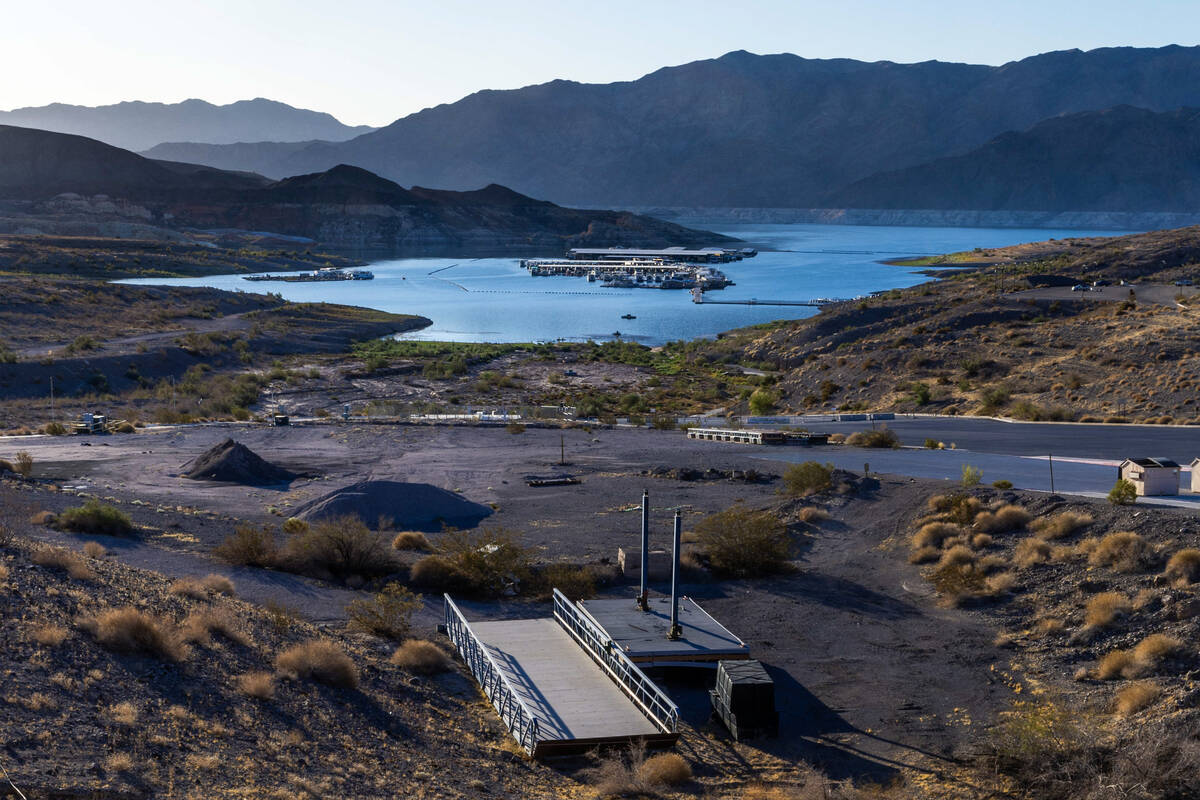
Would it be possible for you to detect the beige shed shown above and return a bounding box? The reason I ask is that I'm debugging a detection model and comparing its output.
[1118,457,1180,496]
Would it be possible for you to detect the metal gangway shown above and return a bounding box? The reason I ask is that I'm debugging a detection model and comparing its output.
[443,590,680,757]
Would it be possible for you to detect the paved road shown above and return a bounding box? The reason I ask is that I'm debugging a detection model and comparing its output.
[793,417,1200,462]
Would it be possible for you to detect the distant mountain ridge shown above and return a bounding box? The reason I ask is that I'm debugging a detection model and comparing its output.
[830,106,1200,212]
[0,98,374,152]
[0,125,727,252]
[140,46,1200,211]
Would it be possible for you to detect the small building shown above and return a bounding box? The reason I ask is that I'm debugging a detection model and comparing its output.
[1190,458,1200,493]
[1118,457,1180,496]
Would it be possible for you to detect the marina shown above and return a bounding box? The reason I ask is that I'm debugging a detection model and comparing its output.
[520,258,734,291]
[243,267,374,282]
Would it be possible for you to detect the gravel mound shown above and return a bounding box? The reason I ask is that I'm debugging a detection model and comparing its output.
[182,439,296,485]
[291,480,492,531]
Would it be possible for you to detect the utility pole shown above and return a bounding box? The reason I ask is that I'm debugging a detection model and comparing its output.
[1048,453,1055,494]
[560,434,565,466]
[49,376,54,416]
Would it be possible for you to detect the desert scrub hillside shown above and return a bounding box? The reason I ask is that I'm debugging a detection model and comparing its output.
[0,530,570,799]
[901,487,1200,798]
[709,226,1200,422]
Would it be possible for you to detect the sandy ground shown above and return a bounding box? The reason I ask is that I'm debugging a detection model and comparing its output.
[2,423,1013,779]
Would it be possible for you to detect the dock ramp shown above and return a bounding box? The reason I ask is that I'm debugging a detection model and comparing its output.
[443,590,680,757]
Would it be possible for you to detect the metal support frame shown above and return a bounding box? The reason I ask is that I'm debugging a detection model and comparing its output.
[443,595,541,754]
[667,511,682,640]
[637,490,650,611]
[552,590,679,734]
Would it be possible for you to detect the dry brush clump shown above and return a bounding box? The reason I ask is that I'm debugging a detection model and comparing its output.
[1114,681,1160,715]
[1030,510,1093,540]
[213,524,278,567]
[1085,592,1132,628]
[1163,548,1200,584]
[79,607,190,662]
[584,746,692,797]
[275,639,359,689]
[1097,634,1183,680]
[1087,531,1150,572]
[535,562,598,601]
[32,546,94,581]
[169,574,237,601]
[236,671,276,700]
[694,505,790,578]
[345,582,422,641]
[31,624,69,647]
[912,521,963,550]
[973,504,1031,534]
[390,640,451,675]
[1013,538,1051,568]
[181,609,250,647]
[391,531,430,551]
[797,506,829,524]
[82,541,107,559]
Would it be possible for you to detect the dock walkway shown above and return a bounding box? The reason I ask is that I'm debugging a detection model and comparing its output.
[444,591,680,757]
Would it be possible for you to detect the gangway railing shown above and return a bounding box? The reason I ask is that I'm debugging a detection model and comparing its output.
[443,595,541,754]
[551,589,679,734]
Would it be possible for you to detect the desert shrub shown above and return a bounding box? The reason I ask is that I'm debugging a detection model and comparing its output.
[927,493,982,524]
[170,578,209,600]
[32,547,94,580]
[505,422,526,434]
[213,525,278,567]
[782,461,833,496]
[938,544,975,568]
[409,555,472,592]
[1031,511,1093,540]
[912,522,962,549]
[1097,649,1136,680]
[929,561,986,601]
[1014,538,1051,568]
[283,516,398,581]
[202,574,236,596]
[536,563,597,600]
[1115,682,1159,715]
[13,451,32,478]
[56,500,134,536]
[694,506,790,578]
[391,531,431,551]
[908,546,941,564]
[41,422,67,436]
[1132,633,1183,669]
[961,464,983,487]
[390,640,451,675]
[977,554,1009,573]
[281,517,309,535]
[637,753,691,787]
[986,571,1018,595]
[275,640,358,689]
[971,533,994,548]
[181,610,248,646]
[82,608,189,661]
[924,438,942,449]
[1089,531,1148,572]
[31,624,69,647]
[1164,548,1200,583]
[797,506,829,523]
[827,433,845,444]
[974,504,1031,533]
[437,527,531,596]
[1085,592,1132,627]
[30,510,55,526]
[237,671,275,700]
[0,563,7,582]
[1108,479,1137,505]
[987,700,1085,788]
[991,479,1013,489]
[83,541,106,559]
[845,427,899,448]
[345,582,422,640]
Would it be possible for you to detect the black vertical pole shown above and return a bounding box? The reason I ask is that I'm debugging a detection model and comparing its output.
[668,510,682,640]
[1049,453,1055,494]
[638,490,649,610]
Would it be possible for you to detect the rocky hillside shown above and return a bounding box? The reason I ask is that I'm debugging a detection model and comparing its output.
[711,226,1200,423]
[0,127,728,251]
[144,46,1200,208]
[832,106,1200,212]
[0,98,374,152]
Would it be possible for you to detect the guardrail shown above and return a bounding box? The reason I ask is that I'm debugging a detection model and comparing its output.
[443,595,541,754]
[551,589,679,734]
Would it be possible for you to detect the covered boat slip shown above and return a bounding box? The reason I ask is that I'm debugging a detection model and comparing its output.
[443,591,680,757]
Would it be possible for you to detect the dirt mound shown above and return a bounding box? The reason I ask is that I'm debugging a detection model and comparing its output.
[290,480,492,531]
[182,438,296,484]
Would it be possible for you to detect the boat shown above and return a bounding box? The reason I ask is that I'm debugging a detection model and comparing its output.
[621,313,636,319]
[612,331,622,337]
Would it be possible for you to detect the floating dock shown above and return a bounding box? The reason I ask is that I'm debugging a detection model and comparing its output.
[444,591,680,757]
[243,267,373,282]
[577,597,750,666]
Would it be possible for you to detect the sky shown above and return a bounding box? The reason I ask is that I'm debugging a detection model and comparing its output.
[4,0,1198,126]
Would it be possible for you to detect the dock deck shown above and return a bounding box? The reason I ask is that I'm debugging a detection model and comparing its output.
[578,597,750,665]
[443,592,680,757]
[473,618,661,746]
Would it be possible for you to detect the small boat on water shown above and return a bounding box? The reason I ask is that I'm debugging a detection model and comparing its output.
[621,313,636,319]
[612,331,622,337]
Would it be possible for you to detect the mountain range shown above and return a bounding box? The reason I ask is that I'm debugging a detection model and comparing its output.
[138,46,1200,212]
[0,125,725,251]
[0,98,374,152]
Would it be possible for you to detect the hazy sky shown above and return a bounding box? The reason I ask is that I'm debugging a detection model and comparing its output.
[5,0,1197,126]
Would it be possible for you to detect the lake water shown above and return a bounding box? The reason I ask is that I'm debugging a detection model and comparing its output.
[121,223,1132,345]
